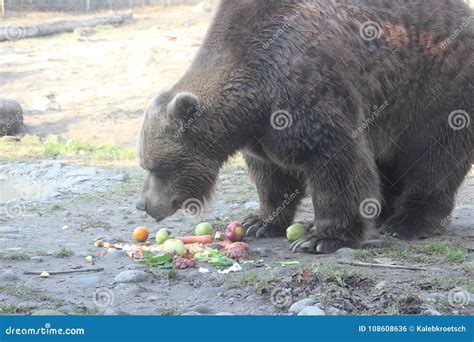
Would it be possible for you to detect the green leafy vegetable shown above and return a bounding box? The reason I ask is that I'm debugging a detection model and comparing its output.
[194,249,235,268]
[140,251,173,269]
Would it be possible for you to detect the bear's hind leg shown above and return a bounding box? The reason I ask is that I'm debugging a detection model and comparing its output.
[381,144,472,239]
[242,154,305,238]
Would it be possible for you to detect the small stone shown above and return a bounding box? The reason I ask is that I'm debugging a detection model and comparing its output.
[181,311,202,316]
[40,271,49,278]
[0,226,19,233]
[31,309,66,316]
[334,247,354,259]
[297,306,326,316]
[421,292,447,304]
[30,256,43,263]
[114,270,150,283]
[422,308,442,316]
[215,312,234,315]
[190,305,213,314]
[105,250,128,259]
[289,298,317,314]
[465,253,474,262]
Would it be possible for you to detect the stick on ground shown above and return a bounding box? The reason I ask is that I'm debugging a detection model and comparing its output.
[338,260,427,271]
[24,267,104,275]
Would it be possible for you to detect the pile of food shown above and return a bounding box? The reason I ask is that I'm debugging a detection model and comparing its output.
[94,222,250,271]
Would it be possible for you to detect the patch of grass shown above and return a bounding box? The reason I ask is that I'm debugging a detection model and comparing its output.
[0,284,50,301]
[423,242,467,263]
[161,307,182,316]
[0,135,135,163]
[461,262,474,274]
[78,217,112,231]
[47,204,64,213]
[319,263,357,287]
[73,306,98,315]
[353,249,374,261]
[416,254,432,264]
[428,276,474,293]
[53,247,75,258]
[387,248,409,262]
[227,270,270,293]
[0,250,30,261]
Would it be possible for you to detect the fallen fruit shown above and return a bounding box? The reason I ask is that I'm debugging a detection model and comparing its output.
[286,223,305,241]
[133,226,149,242]
[224,222,246,242]
[226,247,249,261]
[162,239,186,256]
[155,228,173,244]
[195,222,213,236]
[173,255,196,269]
[225,241,250,251]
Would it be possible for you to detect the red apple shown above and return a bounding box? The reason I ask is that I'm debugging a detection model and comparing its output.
[224,222,246,242]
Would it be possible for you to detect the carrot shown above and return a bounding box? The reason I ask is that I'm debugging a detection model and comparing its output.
[225,242,250,250]
[175,235,213,244]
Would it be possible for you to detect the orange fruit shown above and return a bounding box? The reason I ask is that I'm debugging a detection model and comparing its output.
[133,226,149,242]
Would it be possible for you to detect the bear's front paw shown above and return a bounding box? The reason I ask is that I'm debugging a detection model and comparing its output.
[289,235,347,254]
[242,214,285,238]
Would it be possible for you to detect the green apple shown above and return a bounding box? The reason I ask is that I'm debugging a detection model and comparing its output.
[162,239,186,256]
[195,222,213,236]
[155,228,173,244]
[286,223,305,241]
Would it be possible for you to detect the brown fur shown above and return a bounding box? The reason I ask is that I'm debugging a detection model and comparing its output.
[137,0,473,253]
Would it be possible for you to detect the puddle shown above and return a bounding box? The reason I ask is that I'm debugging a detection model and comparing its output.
[0,179,47,202]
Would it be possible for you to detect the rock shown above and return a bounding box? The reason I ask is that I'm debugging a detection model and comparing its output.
[31,309,66,316]
[181,311,202,316]
[112,173,128,181]
[215,312,235,315]
[101,308,130,315]
[325,307,347,315]
[42,163,62,180]
[190,305,213,314]
[0,99,23,136]
[0,271,20,282]
[334,247,354,259]
[297,306,326,316]
[422,308,442,316]
[105,250,128,259]
[192,2,211,13]
[421,292,447,304]
[0,226,19,233]
[289,298,317,314]
[30,256,43,263]
[114,270,150,283]
[243,201,259,210]
[465,253,474,262]
[128,263,147,271]
[64,168,97,178]
[362,239,385,248]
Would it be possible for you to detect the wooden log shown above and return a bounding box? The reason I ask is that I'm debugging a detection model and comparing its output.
[0,12,133,42]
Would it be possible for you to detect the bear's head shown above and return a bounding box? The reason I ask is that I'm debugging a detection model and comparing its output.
[136,91,218,222]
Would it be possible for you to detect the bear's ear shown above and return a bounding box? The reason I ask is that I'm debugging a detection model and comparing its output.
[167,92,200,124]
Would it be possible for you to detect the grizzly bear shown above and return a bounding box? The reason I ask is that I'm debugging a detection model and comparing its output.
[136,0,473,254]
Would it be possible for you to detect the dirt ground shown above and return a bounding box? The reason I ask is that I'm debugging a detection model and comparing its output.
[0,4,472,316]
